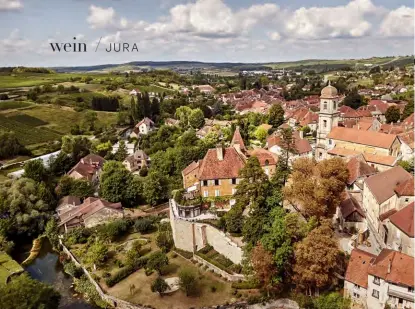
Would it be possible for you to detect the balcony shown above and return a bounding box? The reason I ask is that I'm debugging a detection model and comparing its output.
[388,285,414,302]
[173,189,203,219]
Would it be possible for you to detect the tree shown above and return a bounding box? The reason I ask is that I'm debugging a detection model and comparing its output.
[179,268,198,296]
[0,178,52,237]
[151,277,169,296]
[188,108,205,129]
[61,136,91,161]
[134,218,154,233]
[0,235,14,253]
[343,91,365,110]
[268,104,284,128]
[142,171,169,206]
[48,152,74,176]
[56,176,94,198]
[57,84,65,93]
[146,251,168,275]
[0,273,60,309]
[175,106,192,127]
[276,128,296,186]
[225,204,244,234]
[156,230,174,253]
[385,106,400,123]
[284,157,348,219]
[398,159,414,173]
[0,130,27,159]
[251,242,277,295]
[114,140,128,161]
[401,100,413,121]
[254,126,268,143]
[293,220,339,293]
[44,218,59,248]
[82,110,98,132]
[23,159,48,182]
[85,241,108,267]
[313,292,351,309]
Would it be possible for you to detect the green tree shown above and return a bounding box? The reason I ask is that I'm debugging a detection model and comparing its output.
[56,176,94,198]
[385,106,400,123]
[0,130,27,159]
[23,159,48,183]
[401,100,414,121]
[175,106,192,128]
[398,159,414,173]
[44,218,59,248]
[343,91,365,109]
[188,108,205,129]
[0,273,60,309]
[156,230,174,253]
[151,277,169,296]
[82,110,98,132]
[114,140,128,161]
[254,126,268,143]
[313,292,351,309]
[57,84,65,93]
[146,251,168,275]
[276,128,296,186]
[179,268,198,296]
[268,104,285,128]
[61,136,91,161]
[0,235,14,253]
[85,241,108,267]
[142,171,169,206]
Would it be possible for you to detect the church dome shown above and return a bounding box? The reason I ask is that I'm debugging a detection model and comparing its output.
[320,82,338,98]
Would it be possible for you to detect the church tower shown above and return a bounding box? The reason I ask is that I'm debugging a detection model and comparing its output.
[315,82,339,160]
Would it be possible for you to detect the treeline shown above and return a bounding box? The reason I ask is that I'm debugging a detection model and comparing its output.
[12,67,54,73]
[91,96,120,112]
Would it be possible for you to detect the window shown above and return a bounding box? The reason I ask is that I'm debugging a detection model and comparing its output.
[405,198,410,203]
[329,139,332,145]
[319,152,322,159]
[203,191,208,197]
[408,287,414,293]
[372,289,379,299]
[231,178,237,185]
[333,102,336,110]
[323,120,327,128]
[373,277,380,285]
[232,188,237,195]
[264,159,269,166]
[354,284,360,290]
[203,180,208,186]
[215,190,220,197]
[353,292,360,299]
[323,101,327,110]
[214,179,219,186]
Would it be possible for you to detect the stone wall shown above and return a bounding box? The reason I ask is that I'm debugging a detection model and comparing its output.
[60,240,150,309]
[170,202,243,264]
[193,255,244,282]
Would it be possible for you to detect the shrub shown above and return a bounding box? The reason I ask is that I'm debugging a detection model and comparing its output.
[105,256,149,287]
[179,268,198,296]
[134,218,153,233]
[247,296,261,305]
[151,277,169,294]
[146,251,168,275]
[173,248,193,259]
[63,261,83,278]
[156,231,173,253]
[97,219,129,241]
[231,280,260,290]
[145,269,154,276]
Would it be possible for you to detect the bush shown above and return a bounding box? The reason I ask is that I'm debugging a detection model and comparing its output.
[231,280,260,290]
[145,269,154,276]
[173,248,193,259]
[179,268,198,296]
[247,296,262,305]
[105,256,149,287]
[156,231,173,253]
[97,219,129,241]
[63,261,83,278]
[134,218,154,233]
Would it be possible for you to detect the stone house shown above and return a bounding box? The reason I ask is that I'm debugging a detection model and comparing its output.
[267,130,313,163]
[67,154,106,184]
[122,149,150,173]
[362,167,414,248]
[345,249,414,309]
[129,117,155,138]
[337,191,366,233]
[58,197,123,233]
[56,196,81,216]
[385,202,414,257]
[346,155,377,191]
[398,131,414,162]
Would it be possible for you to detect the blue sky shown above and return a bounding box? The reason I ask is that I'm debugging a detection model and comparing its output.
[0,0,413,66]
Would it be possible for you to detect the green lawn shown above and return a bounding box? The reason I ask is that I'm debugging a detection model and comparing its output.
[0,100,33,110]
[0,252,23,284]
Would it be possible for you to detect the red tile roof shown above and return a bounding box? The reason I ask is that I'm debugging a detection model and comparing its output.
[369,100,389,114]
[347,155,377,185]
[368,249,414,287]
[182,161,200,177]
[345,249,376,288]
[402,113,414,128]
[327,127,397,149]
[247,148,278,166]
[198,147,246,180]
[267,131,312,154]
[365,166,413,204]
[398,131,414,149]
[340,191,365,219]
[394,177,414,197]
[231,127,246,151]
[68,154,105,181]
[389,202,414,237]
[379,209,397,221]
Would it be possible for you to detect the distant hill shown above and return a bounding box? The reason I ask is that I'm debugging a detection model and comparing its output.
[51,56,414,73]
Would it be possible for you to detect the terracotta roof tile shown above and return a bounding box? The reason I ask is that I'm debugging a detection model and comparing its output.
[365,166,412,204]
[198,147,246,180]
[389,202,414,237]
[231,127,246,151]
[394,177,414,197]
[368,249,414,287]
[345,249,376,288]
[267,131,312,154]
[379,209,397,221]
[327,127,397,149]
[398,131,414,149]
[328,147,397,167]
[347,155,377,185]
[182,161,200,177]
[247,148,278,166]
[340,191,365,219]
[402,113,414,128]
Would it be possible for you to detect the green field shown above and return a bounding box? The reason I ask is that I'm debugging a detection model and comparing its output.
[0,72,104,89]
[0,101,33,110]
[7,114,48,126]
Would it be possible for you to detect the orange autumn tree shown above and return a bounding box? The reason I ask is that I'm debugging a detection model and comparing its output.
[292,220,339,295]
[251,242,278,295]
[284,157,349,219]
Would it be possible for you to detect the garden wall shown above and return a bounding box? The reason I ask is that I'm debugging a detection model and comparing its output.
[60,240,151,309]
[193,255,245,282]
[170,202,243,264]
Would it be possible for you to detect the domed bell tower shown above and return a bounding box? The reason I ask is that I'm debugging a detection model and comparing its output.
[315,81,339,160]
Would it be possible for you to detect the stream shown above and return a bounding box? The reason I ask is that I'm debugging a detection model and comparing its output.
[13,240,97,309]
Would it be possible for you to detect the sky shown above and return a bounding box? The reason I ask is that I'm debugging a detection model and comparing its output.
[0,0,413,67]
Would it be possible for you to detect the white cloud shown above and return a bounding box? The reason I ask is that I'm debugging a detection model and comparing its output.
[379,6,414,37]
[0,29,30,54]
[87,5,128,30]
[268,31,281,41]
[0,0,22,11]
[284,0,377,40]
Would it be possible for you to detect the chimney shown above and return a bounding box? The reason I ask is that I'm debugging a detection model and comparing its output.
[387,259,392,274]
[216,144,224,161]
[299,130,304,139]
